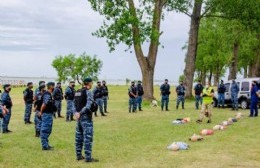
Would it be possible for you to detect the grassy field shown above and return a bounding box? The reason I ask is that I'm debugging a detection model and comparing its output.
[0,85,260,168]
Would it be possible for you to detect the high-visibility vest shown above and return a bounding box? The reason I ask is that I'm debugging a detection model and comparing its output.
[203,87,214,104]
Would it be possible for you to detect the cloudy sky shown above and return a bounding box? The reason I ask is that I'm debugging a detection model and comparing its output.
[0,0,190,82]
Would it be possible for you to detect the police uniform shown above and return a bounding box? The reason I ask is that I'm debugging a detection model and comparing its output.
[231,81,239,110]
[176,84,186,109]
[75,78,98,162]
[40,87,55,150]
[65,86,75,121]
[194,83,203,110]
[53,85,63,118]
[1,86,12,133]
[34,89,45,137]
[160,83,170,111]
[93,86,105,116]
[217,82,226,108]
[102,84,109,113]
[197,87,214,123]
[136,83,144,111]
[23,87,34,124]
[250,84,258,117]
[128,85,137,112]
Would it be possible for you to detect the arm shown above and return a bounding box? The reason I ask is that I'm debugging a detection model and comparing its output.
[23,90,27,102]
[39,94,50,116]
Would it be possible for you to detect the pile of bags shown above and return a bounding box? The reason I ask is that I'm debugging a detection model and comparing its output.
[167,142,189,151]
[172,118,191,125]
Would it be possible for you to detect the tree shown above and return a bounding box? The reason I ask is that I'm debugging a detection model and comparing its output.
[52,52,103,84]
[87,0,188,100]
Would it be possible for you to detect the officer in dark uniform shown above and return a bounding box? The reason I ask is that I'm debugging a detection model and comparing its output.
[128,81,137,113]
[217,80,226,108]
[93,81,106,117]
[231,80,239,110]
[34,81,45,101]
[53,82,64,118]
[23,82,34,124]
[102,81,109,113]
[136,81,144,111]
[160,79,171,111]
[39,82,56,150]
[75,77,99,162]
[33,84,46,137]
[194,80,203,110]
[1,84,13,133]
[176,81,186,110]
[65,81,76,121]
[249,81,258,117]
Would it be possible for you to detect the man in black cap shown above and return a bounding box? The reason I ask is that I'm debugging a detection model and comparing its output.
[93,81,106,116]
[53,82,64,118]
[160,79,171,111]
[65,81,76,121]
[217,80,226,108]
[136,81,144,111]
[75,77,99,162]
[39,82,56,150]
[23,82,34,124]
[1,84,13,133]
[102,81,109,113]
[128,81,137,113]
[34,81,45,101]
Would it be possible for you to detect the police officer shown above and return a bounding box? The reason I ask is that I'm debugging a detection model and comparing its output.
[194,80,203,110]
[128,81,137,113]
[1,84,13,133]
[160,79,171,111]
[102,81,109,113]
[0,101,8,134]
[136,81,144,111]
[176,81,186,110]
[39,82,56,151]
[34,81,45,100]
[197,82,214,124]
[75,77,99,162]
[93,81,106,117]
[53,82,64,118]
[231,79,239,111]
[249,81,258,117]
[65,81,76,121]
[23,82,34,124]
[217,80,226,108]
[33,84,46,137]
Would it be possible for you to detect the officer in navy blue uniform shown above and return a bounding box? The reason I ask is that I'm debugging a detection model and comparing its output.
[217,80,226,108]
[34,81,45,101]
[194,80,203,110]
[93,81,106,117]
[1,84,13,133]
[136,81,144,111]
[53,82,64,118]
[176,81,186,110]
[102,81,109,113]
[160,79,171,111]
[249,81,258,117]
[128,81,137,113]
[23,82,34,124]
[75,77,99,163]
[39,82,56,150]
[231,80,239,111]
[65,81,76,121]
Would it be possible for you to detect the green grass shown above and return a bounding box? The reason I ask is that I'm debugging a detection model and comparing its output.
[0,86,260,168]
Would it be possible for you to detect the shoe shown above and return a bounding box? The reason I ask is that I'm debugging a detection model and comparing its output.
[35,130,40,137]
[42,146,53,151]
[255,115,258,117]
[196,120,202,124]
[248,115,254,117]
[85,158,99,163]
[6,130,12,133]
[139,109,143,111]
[207,120,211,123]
[166,109,169,111]
[77,155,85,161]
[58,115,64,118]
[25,122,30,125]
[101,113,107,116]
[48,145,54,149]
[66,116,70,122]
[176,106,178,110]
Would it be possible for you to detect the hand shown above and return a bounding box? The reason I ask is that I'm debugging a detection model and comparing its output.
[75,112,80,121]
[38,112,42,117]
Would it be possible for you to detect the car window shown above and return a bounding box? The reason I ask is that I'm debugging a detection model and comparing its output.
[225,83,230,92]
[241,82,249,91]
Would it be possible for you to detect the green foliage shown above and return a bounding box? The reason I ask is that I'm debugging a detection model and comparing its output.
[52,52,102,84]
[178,74,185,82]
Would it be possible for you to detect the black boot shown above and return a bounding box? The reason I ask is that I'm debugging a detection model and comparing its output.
[70,114,75,121]
[66,115,70,122]
[182,105,185,110]
[101,112,107,116]
[95,112,98,117]
[35,130,40,137]
[176,106,179,110]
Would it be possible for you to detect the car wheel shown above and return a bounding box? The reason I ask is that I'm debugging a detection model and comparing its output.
[240,100,248,109]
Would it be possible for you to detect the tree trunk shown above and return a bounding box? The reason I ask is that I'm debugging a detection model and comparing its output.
[141,66,155,99]
[228,42,239,80]
[208,69,213,84]
[201,70,206,85]
[213,74,218,86]
[183,0,202,98]
[243,66,248,78]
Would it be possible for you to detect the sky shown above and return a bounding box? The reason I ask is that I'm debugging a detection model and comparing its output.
[0,0,190,82]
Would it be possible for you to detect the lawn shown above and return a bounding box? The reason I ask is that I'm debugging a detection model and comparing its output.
[0,85,259,168]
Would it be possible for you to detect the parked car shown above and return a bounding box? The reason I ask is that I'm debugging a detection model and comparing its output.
[213,78,260,109]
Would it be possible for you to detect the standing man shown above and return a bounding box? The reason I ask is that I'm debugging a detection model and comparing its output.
[33,84,46,137]
[249,81,258,117]
[231,79,239,111]
[194,80,204,110]
[128,81,137,113]
[23,82,34,124]
[160,79,171,111]
[34,81,45,100]
[1,84,13,133]
[65,81,76,122]
[74,77,99,162]
[176,81,186,110]
[93,81,106,117]
[136,81,144,111]
[217,80,226,108]
[196,82,214,124]
[39,82,56,151]
[102,81,109,113]
[53,82,64,118]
